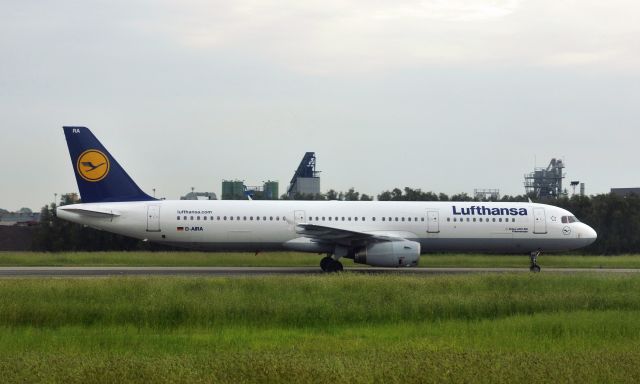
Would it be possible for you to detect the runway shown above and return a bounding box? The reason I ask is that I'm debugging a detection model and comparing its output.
[1,266,639,277]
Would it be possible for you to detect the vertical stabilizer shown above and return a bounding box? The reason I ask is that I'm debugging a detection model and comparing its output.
[63,126,155,203]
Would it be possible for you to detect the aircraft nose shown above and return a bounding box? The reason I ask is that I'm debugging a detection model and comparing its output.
[583,224,597,245]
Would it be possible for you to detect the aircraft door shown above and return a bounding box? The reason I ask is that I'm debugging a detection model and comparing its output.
[294,210,306,225]
[533,207,547,234]
[427,210,440,233]
[146,205,161,232]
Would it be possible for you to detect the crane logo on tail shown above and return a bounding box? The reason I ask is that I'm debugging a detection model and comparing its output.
[77,149,110,182]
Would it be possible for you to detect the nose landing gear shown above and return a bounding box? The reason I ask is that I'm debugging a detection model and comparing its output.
[529,250,542,272]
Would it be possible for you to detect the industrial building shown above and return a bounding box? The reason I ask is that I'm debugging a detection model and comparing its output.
[287,152,321,198]
[611,188,640,197]
[474,189,500,201]
[262,181,279,200]
[524,158,566,199]
[180,191,217,200]
[0,208,40,226]
[221,180,280,200]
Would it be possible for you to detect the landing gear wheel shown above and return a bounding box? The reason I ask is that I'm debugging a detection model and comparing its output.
[320,257,343,273]
[320,257,332,272]
[529,251,542,273]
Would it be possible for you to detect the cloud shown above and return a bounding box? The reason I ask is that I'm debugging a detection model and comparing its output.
[129,0,640,74]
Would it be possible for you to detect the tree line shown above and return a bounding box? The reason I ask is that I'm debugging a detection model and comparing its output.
[32,189,640,255]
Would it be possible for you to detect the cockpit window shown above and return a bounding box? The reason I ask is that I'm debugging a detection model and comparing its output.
[561,215,580,223]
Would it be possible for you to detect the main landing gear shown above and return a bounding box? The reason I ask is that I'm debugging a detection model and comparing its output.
[529,250,542,273]
[320,256,343,273]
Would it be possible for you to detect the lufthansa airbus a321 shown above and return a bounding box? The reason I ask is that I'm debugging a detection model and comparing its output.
[57,127,597,272]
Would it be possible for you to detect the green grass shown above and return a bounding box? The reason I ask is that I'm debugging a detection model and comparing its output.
[0,274,640,382]
[2,251,640,268]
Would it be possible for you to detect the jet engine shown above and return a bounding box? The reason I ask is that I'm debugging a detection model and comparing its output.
[353,240,420,267]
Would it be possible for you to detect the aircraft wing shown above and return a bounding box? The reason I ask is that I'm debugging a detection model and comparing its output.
[295,223,408,247]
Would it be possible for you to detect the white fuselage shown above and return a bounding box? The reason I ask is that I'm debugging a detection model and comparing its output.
[57,200,597,254]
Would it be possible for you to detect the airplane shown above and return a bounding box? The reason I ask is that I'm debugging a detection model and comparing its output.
[57,126,597,272]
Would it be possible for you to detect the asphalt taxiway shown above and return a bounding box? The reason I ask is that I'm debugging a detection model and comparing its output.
[0,266,639,277]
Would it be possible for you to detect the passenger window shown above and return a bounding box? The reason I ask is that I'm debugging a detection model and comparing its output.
[479,218,482,222]
[342,217,345,221]
[183,216,187,220]
[395,217,398,221]
[362,217,365,221]
[256,216,260,221]
[217,216,220,220]
[276,217,280,221]
[372,217,376,221]
[190,216,194,220]
[230,216,233,221]
[204,216,207,221]
[354,217,358,221]
[328,217,332,221]
[348,217,352,221]
[177,216,180,220]
[322,217,326,221]
[197,216,200,220]
[492,218,496,222]
[250,216,253,220]
[223,216,227,220]
[401,217,405,222]
[499,218,502,222]
[421,218,425,222]
[263,216,266,221]
[270,216,273,220]
[210,216,214,220]
[512,218,515,222]
[473,218,476,222]
[447,218,450,222]
[382,217,385,221]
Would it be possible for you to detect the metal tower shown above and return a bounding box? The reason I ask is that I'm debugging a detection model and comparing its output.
[524,158,566,199]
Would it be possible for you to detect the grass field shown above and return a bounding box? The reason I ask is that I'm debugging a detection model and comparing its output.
[1,251,640,268]
[0,274,640,383]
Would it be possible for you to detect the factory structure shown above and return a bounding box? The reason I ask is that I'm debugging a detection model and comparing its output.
[192,154,597,201]
[524,158,569,199]
[610,188,640,197]
[218,152,320,200]
[180,191,217,200]
[286,152,321,198]
[521,157,592,199]
[221,180,279,200]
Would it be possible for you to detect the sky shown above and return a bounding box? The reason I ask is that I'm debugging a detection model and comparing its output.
[1,0,639,210]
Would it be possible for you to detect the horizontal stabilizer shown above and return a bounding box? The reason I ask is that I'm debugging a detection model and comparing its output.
[58,207,120,218]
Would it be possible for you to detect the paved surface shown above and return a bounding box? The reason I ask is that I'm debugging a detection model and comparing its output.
[0,266,639,277]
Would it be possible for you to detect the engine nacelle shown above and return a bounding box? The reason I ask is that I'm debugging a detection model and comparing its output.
[354,240,420,267]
